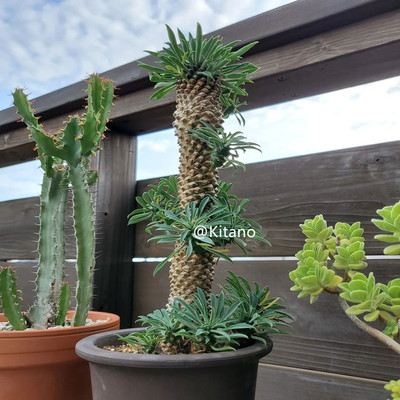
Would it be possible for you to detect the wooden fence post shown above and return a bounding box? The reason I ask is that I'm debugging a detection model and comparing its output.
[92,130,137,328]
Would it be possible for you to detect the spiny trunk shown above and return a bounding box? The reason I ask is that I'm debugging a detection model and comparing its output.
[168,75,223,305]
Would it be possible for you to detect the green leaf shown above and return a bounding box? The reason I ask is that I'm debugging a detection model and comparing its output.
[153,243,184,276]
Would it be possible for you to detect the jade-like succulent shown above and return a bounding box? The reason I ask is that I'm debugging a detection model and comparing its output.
[372,200,400,255]
[380,279,400,319]
[0,74,115,330]
[289,257,342,304]
[338,272,386,321]
[333,241,367,273]
[385,380,400,400]
[334,222,365,245]
[295,242,329,267]
[300,215,334,245]
[290,201,400,395]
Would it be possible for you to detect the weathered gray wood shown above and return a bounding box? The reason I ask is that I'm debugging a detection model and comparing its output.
[133,259,400,381]
[2,6,400,166]
[6,261,76,311]
[92,131,137,328]
[0,196,76,261]
[134,141,400,257]
[255,364,387,400]
[1,0,396,132]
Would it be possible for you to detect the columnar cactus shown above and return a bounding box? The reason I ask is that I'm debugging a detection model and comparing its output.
[0,74,114,330]
[132,24,261,305]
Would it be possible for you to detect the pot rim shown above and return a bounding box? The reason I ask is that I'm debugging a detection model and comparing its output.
[0,311,120,338]
[76,327,273,368]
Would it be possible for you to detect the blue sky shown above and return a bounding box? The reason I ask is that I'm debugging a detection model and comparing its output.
[1,0,400,201]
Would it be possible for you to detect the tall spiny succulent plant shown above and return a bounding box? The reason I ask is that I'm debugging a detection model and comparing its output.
[0,74,114,330]
[134,24,260,305]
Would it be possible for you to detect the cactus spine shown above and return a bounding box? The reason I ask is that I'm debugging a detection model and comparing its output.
[1,74,115,330]
[0,268,27,330]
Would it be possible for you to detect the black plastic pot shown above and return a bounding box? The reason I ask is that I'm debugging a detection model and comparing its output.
[76,328,272,400]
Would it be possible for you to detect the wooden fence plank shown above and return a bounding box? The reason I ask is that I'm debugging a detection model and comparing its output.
[132,259,400,381]
[6,261,76,311]
[255,364,387,400]
[134,141,400,257]
[0,197,76,261]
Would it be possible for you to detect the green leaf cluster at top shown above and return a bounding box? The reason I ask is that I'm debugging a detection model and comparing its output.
[138,23,258,111]
[128,180,269,276]
[119,273,289,354]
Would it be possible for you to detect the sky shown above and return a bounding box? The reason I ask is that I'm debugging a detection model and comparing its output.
[1,0,400,201]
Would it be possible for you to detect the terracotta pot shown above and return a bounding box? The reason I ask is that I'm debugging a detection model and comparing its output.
[76,328,272,400]
[0,311,120,400]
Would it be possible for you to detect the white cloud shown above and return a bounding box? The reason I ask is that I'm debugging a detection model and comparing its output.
[0,160,42,201]
[0,0,294,109]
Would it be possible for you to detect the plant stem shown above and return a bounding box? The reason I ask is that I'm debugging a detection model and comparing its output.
[29,171,67,329]
[323,287,340,295]
[338,296,400,355]
[69,163,95,327]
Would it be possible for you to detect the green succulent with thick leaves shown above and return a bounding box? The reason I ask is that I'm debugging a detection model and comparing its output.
[385,379,400,400]
[382,320,399,339]
[338,272,386,321]
[295,242,329,267]
[334,222,365,245]
[333,241,367,273]
[289,257,343,304]
[300,215,335,253]
[380,278,400,319]
[138,23,258,112]
[372,201,400,255]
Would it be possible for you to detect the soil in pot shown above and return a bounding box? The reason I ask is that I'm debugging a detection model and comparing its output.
[0,311,120,400]
[76,328,272,400]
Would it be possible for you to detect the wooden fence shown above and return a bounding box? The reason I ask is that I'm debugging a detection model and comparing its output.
[1,1,400,399]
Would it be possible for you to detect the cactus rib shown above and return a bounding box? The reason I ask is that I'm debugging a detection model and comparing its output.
[29,171,68,329]
[56,283,71,326]
[70,163,95,327]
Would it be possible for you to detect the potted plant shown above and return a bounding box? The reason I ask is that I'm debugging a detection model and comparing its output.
[0,74,120,400]
[288,201,400,398]
[76,25,289,400]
